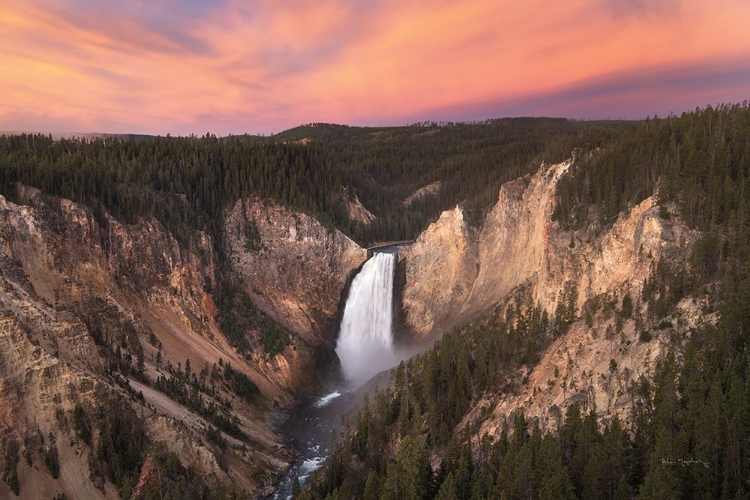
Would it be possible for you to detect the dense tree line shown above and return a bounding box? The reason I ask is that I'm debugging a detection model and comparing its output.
[0,119,626,247]
[272,119,629,240]
[0,134,343,245]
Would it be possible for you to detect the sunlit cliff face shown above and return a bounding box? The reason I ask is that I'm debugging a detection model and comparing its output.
[2,0,750,135]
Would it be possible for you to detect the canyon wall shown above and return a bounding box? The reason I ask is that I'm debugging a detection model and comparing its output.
[399,160,699,429]
[225,198,368,343]
[400,159,694,336]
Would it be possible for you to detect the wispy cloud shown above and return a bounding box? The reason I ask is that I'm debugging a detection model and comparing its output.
[416,56,750,122]
[1,0,749,134]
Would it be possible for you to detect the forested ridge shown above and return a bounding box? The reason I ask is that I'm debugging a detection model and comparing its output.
[555,103,750,303]
[0,118,627,248]
[297,103,750,500]
[268,118,630,240]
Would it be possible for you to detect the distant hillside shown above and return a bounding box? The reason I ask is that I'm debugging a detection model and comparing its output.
[271,118,637,243]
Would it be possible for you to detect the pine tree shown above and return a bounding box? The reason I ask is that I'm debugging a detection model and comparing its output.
[435,472,459,500]
[537,436,575,500]
[362,473,382,500]
[380,436,430,500]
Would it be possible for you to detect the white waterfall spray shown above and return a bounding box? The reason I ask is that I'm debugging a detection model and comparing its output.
[335,252,399,387]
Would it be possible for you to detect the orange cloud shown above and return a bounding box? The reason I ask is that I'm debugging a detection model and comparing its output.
[1,0,749,134]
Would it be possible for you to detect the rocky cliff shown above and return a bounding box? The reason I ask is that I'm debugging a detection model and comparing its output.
[400,161,571,338]
[399,159,699,428]
[399,206,478,339]
[225,197,368,342]
[0,192,365,498]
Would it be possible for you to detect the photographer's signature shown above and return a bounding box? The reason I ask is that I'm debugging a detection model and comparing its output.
[661,458,709,468]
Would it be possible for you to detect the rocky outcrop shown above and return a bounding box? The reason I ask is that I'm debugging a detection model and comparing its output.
[399,159,694,336]
[225,198,368,342]
[468,161,571,314]
[400,206,478,339]
[471,295,706,437]
[0,313,112,499]
[403,181,441,207]
[344,194,376,225]
[399,161,570,338]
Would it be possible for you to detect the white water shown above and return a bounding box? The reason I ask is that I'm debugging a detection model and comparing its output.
[298,455,325,482]
[313,391,341,408]
[335,252,399,387]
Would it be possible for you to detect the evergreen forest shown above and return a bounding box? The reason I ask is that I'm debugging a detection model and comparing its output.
[0,117,628,248]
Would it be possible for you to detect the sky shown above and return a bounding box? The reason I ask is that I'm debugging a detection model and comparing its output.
[1,0,749,136]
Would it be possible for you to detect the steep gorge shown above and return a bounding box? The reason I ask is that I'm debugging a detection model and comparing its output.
[0,159,706,498]
[2,109,747,498]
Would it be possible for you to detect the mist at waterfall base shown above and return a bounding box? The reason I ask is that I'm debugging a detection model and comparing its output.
[336,251,401,388]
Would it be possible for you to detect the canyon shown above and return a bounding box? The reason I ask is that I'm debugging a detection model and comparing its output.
[0,156,703,497]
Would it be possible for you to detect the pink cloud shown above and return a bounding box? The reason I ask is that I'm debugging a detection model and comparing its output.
[1,0,749,135]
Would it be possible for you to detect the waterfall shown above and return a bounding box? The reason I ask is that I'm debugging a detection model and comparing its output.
[335,252,399,387]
